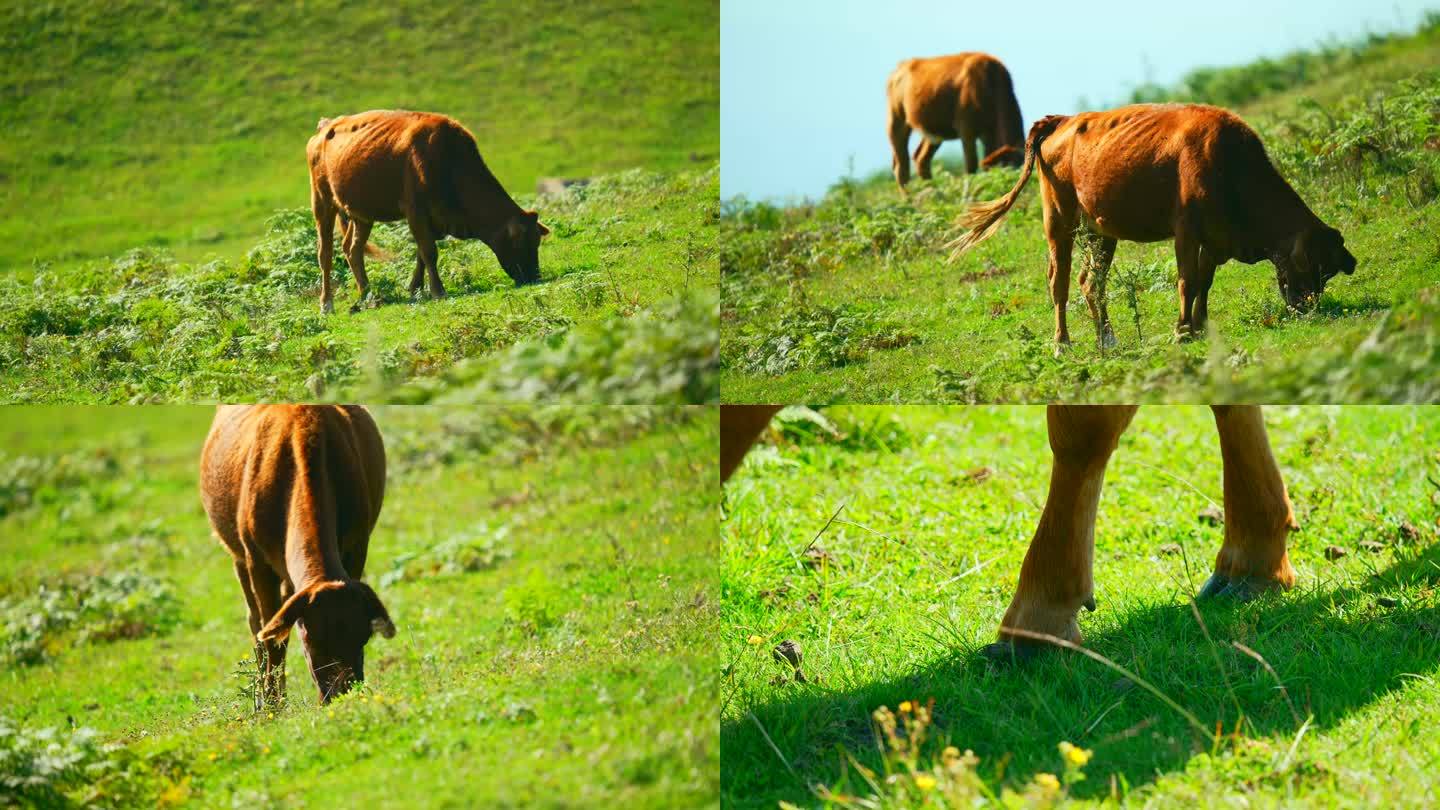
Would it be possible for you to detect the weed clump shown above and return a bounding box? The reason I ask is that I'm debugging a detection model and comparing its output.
[1,572,181,667]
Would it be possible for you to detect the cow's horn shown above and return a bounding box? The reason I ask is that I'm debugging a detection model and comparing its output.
[372,617,396,639]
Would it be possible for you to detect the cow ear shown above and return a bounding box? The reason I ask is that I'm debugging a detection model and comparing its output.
[258,588,313,643]
[526,210,550,237]
[537,221,551,237]
[356,581,396,640]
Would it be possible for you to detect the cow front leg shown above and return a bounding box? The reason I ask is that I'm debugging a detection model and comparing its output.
[408,255,425,297]
[984,405,1138,662]
[1199,406,1296,600]
[405,212,446,300]
[247,564,290,708]
[1078,230,1118,349]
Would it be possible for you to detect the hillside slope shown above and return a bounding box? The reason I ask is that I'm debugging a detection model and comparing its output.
[0,0,718,272]
[720,18,1440,403]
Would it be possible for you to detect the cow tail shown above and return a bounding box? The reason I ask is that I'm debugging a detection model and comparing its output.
[947,114,1068,260]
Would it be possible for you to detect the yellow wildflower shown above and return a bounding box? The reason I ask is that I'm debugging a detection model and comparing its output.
[207,752,218,761]
[1059,741,1092,767]
[747,635,764,645]
[1034,772,1060,792]
[913,774,937,791]
[898,700,913,713]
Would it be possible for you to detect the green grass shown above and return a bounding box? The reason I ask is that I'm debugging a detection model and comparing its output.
[1,405,718,808]
[0,0,718,272]
[0,1,720,403]
[0,169,719,403]
[720,19,1440,404]
[721,405,1440,807]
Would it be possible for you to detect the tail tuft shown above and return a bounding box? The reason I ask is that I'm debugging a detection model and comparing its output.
[946,114,1068,260]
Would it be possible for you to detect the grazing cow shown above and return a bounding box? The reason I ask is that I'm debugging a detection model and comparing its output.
[950,104,1356,347]
[887,52,1026,190]
[201,405,394,705]
[720,404,1296,660]
[307,110,550,314]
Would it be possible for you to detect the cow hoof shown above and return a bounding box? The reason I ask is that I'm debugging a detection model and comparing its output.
[979,640,1047,666]
[1197,572,1274,602]
[321,299,334,315]
[1100,329,1117,349]
[349,300,364,314]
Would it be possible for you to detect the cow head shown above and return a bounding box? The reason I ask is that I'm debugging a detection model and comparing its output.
[257,579,395,703]
[487,210,550,286]
[981,145,1024,169]
[1276,225,1355,310]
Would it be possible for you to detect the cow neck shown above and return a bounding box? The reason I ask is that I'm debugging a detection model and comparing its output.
[1247,166,1323,259]
[459,161,523,239]
[285,543,349,592]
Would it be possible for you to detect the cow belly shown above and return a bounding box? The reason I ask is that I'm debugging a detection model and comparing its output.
[1076,179,1178,243]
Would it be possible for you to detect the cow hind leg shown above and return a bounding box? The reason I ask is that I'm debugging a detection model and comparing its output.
[889,114,912,190]
[961,137,979,175]
[984,405,1139,663]
[1041,192,1078,350]
[343,219,375,313]
[1077,229,1118,349]
[408,255,426,297]
[915,138,940,180]
[313,200,337,315]
[1199,406,1297,600]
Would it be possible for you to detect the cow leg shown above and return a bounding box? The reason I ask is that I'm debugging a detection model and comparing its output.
[408,255,426,297]
[246,564,290,707]
[720,405,784,483]
[1190,246,1218,334]
[1173,221,1204,340]
[889,115,912,190]
[915,138,940,180]
[961,137,979,175]
[405,212,446,300]
[1199,406,1297,600]
[1041,190,1077,349]
[984,405,1138,662]
[1078,230,1118,349]
[343,219,374,313]
[313,198,337,315]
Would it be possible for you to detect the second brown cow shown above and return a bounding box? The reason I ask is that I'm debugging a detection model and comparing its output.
[201,405,394,705]
[886,52,1026,190]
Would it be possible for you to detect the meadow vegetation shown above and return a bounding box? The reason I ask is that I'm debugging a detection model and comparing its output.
[720,17,1440,403]
[722,405,1440,807]
[0,0,720,403]
[1,405,718,807]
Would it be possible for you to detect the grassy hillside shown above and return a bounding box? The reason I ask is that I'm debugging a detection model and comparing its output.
[722,405,1440,808]
[0,168,719,403]
[0,0,719,272]
[720,18,1440,403]
[1,405,718,808]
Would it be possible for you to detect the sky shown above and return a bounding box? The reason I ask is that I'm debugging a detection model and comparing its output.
[721,0,1437,201]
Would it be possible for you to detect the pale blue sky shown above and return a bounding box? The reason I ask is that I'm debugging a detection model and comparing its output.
[721,0,1436,200]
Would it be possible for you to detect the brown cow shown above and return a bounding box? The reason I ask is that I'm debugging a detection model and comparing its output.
[306,110,550,314]
[720,404,1296,661]
[950,104,1355,348]
[201,405,394,705]
[887,52,1026,190]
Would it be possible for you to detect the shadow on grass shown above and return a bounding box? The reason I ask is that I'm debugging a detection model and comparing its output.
[721,542,1440,807]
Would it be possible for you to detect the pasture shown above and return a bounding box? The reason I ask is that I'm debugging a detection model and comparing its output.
[0,1,719,403]
[721,405,1440,807]
[720,19,1440,403]
[0,406,718,807]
